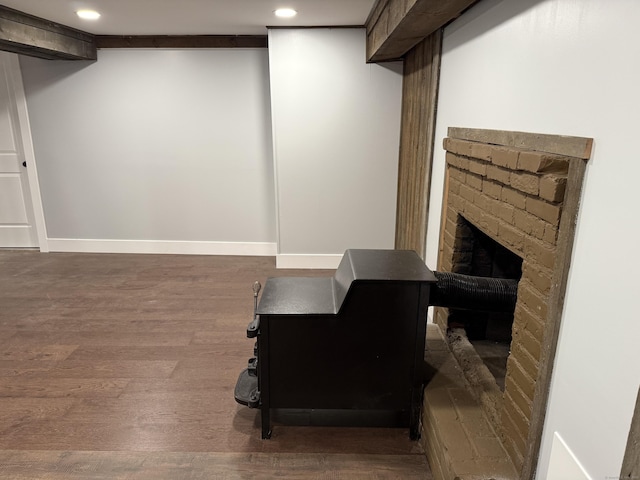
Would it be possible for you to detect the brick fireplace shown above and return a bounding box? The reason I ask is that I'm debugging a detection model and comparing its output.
[422,128,592,479]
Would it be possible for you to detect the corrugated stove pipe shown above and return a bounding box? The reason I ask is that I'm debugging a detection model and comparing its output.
[430,271,519,313]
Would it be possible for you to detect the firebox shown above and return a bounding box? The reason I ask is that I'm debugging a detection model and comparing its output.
[448,216,523,390]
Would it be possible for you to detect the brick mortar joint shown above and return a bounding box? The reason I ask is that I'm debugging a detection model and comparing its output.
[452,195,560,253]
[518,276,551,301]
[445,147,573,177]
[422,325,518,478]
[449,162,566,211]
[444,136,581,159]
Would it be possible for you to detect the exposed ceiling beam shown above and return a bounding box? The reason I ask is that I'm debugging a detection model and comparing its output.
[365,0,478,62]
[95,35,267,49]
[0,5,96,60]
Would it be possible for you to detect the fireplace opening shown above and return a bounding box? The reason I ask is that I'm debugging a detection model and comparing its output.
[448,216,522,390]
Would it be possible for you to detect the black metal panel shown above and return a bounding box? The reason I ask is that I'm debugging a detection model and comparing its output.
[257,277,337,315]
[345,249,437,282]
[266,282,422,409]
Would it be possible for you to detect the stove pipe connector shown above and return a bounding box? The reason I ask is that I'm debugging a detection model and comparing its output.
[430,271,518,313]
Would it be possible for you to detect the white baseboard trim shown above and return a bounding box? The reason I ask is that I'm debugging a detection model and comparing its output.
[276,253,343,269]
[46,238,277,256]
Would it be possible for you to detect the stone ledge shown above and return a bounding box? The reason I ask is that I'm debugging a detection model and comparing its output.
[447,127,593,159]
[421,323,518,480]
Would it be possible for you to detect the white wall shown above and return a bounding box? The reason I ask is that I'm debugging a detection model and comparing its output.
[20,48,276,255]
[269,28,403,268]
[425,0,640,478]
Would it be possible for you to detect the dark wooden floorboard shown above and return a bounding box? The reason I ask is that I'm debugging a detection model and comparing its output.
[0,251,432,478]
[0,451,430,479]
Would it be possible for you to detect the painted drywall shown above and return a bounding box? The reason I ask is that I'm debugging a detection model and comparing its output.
[20,48,275,253]
[425,0,640,477]
[546,432,591,480]
[269,28,403,267]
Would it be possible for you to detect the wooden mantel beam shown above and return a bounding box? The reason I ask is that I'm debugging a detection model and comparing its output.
[365,0,478,62]
[0,5,96,60]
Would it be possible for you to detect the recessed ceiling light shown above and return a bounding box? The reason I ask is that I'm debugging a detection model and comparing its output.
[76,9,101,20]
[274,8,297,18]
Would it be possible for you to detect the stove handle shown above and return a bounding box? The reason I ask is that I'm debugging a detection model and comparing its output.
[247,315,260,338]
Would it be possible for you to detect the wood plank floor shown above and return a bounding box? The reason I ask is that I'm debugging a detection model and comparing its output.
[0,251,432,479]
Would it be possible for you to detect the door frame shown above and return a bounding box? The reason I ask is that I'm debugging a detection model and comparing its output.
[2,52,48,251]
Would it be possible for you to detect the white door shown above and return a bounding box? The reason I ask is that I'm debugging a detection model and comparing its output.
[0,53,39,248]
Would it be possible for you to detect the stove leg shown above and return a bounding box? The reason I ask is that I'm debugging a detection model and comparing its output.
[409,391,422,440]
[261,407,272,439]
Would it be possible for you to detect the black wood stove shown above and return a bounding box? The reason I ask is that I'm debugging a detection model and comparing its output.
[234,249,437,439]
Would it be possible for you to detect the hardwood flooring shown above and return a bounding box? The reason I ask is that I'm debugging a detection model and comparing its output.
[0,251,432,479]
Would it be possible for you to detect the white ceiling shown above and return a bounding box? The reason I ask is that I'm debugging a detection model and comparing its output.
[1,0,376,36]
